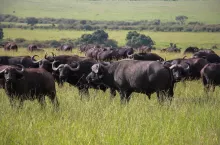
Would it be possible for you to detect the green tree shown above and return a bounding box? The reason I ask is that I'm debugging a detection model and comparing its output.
[126,31,154,48]
[175,15,188,25]
[26,17,38,26]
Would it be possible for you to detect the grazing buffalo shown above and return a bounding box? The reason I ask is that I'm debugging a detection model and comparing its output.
[168,58,208,82]
[193,52,220,63]
[0,56,38,68]
[0,65,59,108]
[128,52,164,61]
[27,44,44,52]
[184,46,199,54]
[3,42,18,51]
[201,63,220,92]
[57,44,73,51]
[52,59,116,98]
[86,60,174,102]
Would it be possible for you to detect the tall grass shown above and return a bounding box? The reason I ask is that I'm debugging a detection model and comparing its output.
[0,49,220,144]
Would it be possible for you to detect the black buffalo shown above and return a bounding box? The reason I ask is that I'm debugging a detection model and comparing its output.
[57,44,73,51]
[168,58,208,82]
[201,63,220,92]
[192,52,220,63]
[0,56,38,68]
[31,53,84,86]
[0,65,59,108]
[3,42,18,51]
[128,52,164,61]
[52,59,116,98]
[117,47,134,59]
[27,44,44,52]
[184,46,199,54]
[86,60,174,102]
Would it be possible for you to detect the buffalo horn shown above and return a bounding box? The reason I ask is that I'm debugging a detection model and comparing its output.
[169,64,177,70]
[64,62,80,71]
[15,64,25,74]
[31,55,42,63]
[52,61,63,71]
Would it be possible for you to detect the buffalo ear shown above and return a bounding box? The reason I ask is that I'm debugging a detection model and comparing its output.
[91,64,100,73]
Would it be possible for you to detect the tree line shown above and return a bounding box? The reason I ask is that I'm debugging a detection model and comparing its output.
[0,29,154,49]
[0,14,220,32]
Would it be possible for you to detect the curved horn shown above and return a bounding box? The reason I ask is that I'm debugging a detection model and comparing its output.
[51,52,56,57]
[64,62,80,72]
[0,68,7,74]
[44,52,48,59]
[52,61,63,71]
[127,51,133,58]
[15,64,25,74]
[169,64,177,70]
[31,55,42,64]
[184,62,190,70]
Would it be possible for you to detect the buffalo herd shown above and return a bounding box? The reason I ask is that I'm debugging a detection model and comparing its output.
[0,42,219,109]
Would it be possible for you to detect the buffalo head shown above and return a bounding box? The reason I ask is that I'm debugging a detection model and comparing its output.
[86,63,107,84]
[0,65,25,82]
[169,63,190,82]
[52,61,80,82]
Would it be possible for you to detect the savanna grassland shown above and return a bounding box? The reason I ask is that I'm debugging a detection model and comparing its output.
[1,0,220,23]
[0,48,220,145]
[1,0,220,144]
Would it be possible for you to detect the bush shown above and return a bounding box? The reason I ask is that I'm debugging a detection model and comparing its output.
[126,31,154,48]
[104,39,118,47]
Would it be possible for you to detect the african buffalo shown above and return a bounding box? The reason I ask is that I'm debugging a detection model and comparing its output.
[3,42,18,51]
[128,52,164,61]
[117,47,134,59]
[31,53,84,86]
[57,44,73,51]
[86,60,174,103]
[168,58,208,82]
[0,56,38,68]
[0,65,59,108]
[193,52,220,63]
[27,44,44,52]
[201,63,220,92]
[52,59,116,98]
[184,47,199,54]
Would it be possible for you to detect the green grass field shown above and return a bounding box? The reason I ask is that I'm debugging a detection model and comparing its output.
[1,0,220,23]
[1,0,220,144]
[0,48,220,144]
[3,28,220,48]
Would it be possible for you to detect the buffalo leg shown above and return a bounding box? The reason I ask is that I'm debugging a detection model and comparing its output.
[18,99,24,109]
[38,96,46,109]
[9,97,16,108]
[78,87,89,100]
[48,92,59,109]
[110,88,116,99]
[119,90,132,103]
[157,91,165,103]
[124,91,132,103]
